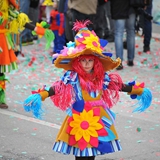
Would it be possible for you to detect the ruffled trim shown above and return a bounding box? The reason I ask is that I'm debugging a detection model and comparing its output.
[0,62,18,73]
[53,140,121,156]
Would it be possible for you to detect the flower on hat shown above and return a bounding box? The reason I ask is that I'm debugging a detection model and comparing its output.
[73,20,103,54]
[60,43,83,56]
[67,41,76,48]
[81,31,103,53]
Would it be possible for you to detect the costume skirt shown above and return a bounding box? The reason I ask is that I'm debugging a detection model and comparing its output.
[52,106,122,157]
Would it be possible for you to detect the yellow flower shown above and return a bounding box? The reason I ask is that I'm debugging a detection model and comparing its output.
[82,33,103,53]
[69,109,103,143]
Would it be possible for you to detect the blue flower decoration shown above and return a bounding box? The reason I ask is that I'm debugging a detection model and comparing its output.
[66,41,76,48]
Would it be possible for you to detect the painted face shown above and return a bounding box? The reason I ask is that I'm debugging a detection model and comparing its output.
[80,58,94,73]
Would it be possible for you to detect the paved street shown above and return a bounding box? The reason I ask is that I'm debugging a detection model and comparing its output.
[0,24,160,160]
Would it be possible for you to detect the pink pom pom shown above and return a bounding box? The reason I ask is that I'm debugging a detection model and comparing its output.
[72,20,92,32]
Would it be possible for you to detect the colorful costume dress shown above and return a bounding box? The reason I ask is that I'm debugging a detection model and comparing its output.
[0,0,30,72]
[0,0,54,108]
[0,0,30,108]
[52,71,121,156]
[23,20,152,158]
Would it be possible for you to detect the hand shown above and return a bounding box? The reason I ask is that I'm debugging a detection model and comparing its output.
[33,21,50,37]
[34,26,45,36]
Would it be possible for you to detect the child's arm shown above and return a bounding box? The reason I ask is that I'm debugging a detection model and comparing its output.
[121,83,143,95]
[8,3,55,50]
[23,71,76,119]
[23,79,74,119]
[103,73,152,112]
[25,21,55,50]
[107,73,149,96]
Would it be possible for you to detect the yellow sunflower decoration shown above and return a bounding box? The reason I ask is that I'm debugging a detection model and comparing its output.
[67,104,108,151]
[81,33,103,54]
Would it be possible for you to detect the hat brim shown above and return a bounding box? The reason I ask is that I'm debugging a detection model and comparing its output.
[54,48,121,71]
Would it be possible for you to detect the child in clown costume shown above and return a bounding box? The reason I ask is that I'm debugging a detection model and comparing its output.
[0,0,55,109]
[23,20,152,160]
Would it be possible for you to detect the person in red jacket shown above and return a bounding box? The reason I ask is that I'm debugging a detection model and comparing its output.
[50,1,66,54]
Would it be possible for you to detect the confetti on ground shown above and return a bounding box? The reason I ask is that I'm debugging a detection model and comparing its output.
[137,140,146,143]
[31,133,36,136]
[136,127,141,132]
[13,128,19,131]
[156,152,160,156]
